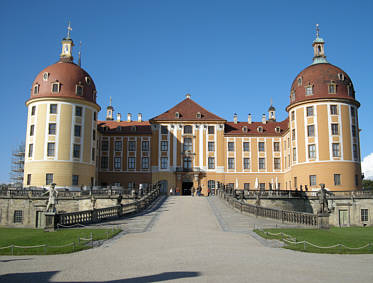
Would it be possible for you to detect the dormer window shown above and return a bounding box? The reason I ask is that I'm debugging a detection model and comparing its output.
[290,90,296,102]
[347,84,354,97]
[76,84,84,96]
[175,112,180,119]
[305,84,313,96]
[85,76,91,85]
[328,82,336,94]
[297,77,302,86]
[51,82,60,93]
[338,73,345,81]
[33,84,39,95]
[275,127,281,133]
[43,72,49,81]
[196,112,201,119]
[257,126,263,133]
[242,126,248,133]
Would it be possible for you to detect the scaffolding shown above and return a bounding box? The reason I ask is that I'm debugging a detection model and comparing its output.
[10,142,25,188]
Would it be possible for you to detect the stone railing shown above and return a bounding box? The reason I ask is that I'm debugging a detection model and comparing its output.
[219,190,318,227]
[57,187,160,227]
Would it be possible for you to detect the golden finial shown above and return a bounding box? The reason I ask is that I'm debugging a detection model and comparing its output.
[316,24,320,38]
[67,21,72,39]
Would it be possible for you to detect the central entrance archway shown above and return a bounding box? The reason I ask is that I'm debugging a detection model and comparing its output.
[182,182,193,195]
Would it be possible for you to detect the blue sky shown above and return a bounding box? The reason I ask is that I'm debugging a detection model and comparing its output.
[0,0,372,183]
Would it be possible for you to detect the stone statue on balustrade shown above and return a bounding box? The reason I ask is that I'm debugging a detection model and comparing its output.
[43,183,58,213]
[317,183,332,214]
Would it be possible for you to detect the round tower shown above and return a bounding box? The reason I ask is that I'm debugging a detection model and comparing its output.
[285,25,361,191]
[23,25,101,188]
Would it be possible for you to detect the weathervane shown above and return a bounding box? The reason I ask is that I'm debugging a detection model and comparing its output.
[316,24,320,38]
[66,21,72,39]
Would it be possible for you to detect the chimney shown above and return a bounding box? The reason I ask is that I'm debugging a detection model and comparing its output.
[262,114,266,124]
[116,113,121,122]
[233,113,238,124]
[127,113,132,122]
[137,113,142,122]
[248,114,252,124]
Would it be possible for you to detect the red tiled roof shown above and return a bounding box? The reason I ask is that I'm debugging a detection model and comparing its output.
[224,118,289,136]
[150,97,226,122]
[98,120,151,134]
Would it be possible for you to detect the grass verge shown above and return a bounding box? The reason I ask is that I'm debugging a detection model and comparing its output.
[254,227,373,254]
[0,227,121,255]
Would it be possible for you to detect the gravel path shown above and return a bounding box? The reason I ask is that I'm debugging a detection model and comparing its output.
[1,196,372,282]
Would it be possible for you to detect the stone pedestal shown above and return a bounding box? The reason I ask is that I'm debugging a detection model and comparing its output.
[43,212,57,232]
[317,213,330,229]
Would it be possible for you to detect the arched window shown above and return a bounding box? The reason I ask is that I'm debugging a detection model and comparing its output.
[184,125,192,134]
[242,126,248,133]
[257,126,263,133]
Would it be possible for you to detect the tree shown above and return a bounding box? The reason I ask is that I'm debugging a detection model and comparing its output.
[362,179,373,189]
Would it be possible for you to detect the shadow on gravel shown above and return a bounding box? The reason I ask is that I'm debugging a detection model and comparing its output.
[0,271,201,282]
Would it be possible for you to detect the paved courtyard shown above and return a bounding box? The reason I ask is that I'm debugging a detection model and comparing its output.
[1,196,372,282]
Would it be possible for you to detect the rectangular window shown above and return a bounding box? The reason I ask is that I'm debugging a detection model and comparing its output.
[101,156,108,169]
[52,83,60,93]
[142,157,149,169]
[30,125,34,136]
[76,85,83,96]
[351,125,356,137]
[161,125,168,134]
[31,106,36,116]
[48,123,56,135]
[75,106,82,116]
[293,148,297,161]
[142,141,149,151]
[330,105,338,115]
[46,173,53,185]
[28,144,33,157]
[50,104,57,114]
[228,142,234,151]
[128,157,136,169]
[259,183,265,190]
[306,86,313,95]
[184,125,192,134]
[208,141,215,152]
[350,107,355,117]
[72,175,79,186]
[161,157,168,169]
[101,140,108,151]
[208,157,215,169]
[47,142,55,157]
[228,158,235,169]
[13,210,23,223]
[328,84,336,94]
[114,157,121,169]
[92,129,96,141]
[332,143,340,157]
[26,174,31,185]
[161,141,168,151]
[208,126,215,134]
[291,111,295,121]
[73,144,80,158]
[208,180,215,189]
[115,141,122,151]
[183,157,192,169]
[243,158,250,169]
[309,175,316,186]
[334,174,341,185]
[274,158,281,169]
[273,142,280,152]
[307,125,315,137]
[331,123,339,135]
[128,141,136,151]
[355,174,359,186]
[353,144,358,161]
[258,142,265,152]
[308,144,316,159]
[292,129,296,140]
[74,125,81,137]
[259,158,265,169]
[244,183,250,190]
[361,209,368,222]
[243,142,250,152]
[92,148,95,161]
[93,112,97,121]
[306,106,314,116]
[183,138,192,151]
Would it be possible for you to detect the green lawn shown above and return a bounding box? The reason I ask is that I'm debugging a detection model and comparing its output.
[0,227,121,255]
[255,227,373,254]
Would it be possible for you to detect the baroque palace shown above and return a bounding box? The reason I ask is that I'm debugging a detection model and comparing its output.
[23,25,362,195]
